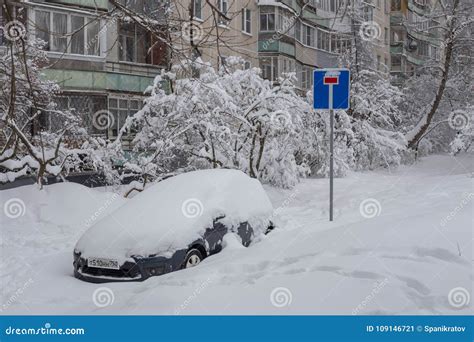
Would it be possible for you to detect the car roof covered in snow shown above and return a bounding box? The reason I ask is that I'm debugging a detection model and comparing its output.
[75,169,273,261]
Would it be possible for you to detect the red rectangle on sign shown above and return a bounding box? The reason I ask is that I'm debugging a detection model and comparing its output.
[324,76,339,85]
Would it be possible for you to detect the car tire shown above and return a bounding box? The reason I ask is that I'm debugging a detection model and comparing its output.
[182,249,203,269]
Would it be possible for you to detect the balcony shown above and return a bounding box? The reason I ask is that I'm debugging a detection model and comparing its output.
[258,40,296,57]
[390,12,405,26]
[42,69,156,93]
[390,45,403,54]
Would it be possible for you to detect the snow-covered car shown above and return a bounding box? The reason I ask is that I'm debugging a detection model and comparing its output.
[73,169,274,283]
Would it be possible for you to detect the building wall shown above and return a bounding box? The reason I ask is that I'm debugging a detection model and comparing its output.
[7,0,167,141]
[390,0,441,81]
[171,0,259,69]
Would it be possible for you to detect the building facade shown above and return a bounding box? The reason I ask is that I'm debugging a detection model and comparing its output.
[390,0,441,81]
[2,0,432,143]
[1,0,167,145]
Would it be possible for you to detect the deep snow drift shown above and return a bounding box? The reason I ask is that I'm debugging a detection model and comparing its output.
[0,154,472,315]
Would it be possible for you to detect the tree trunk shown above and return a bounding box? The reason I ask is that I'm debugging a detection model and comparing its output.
[406,0,459,149]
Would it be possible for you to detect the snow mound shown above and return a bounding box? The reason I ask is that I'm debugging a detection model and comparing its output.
[75,169,273,261]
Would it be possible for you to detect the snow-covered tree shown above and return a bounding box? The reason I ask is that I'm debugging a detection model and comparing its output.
[0,14,114,188]
[117,57,311,188]
[404,0,474,151]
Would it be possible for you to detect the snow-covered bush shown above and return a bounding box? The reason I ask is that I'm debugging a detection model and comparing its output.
[349,70,407,170]
[121,57,311,188]
[0,38,84,187]
[0,37,119,187]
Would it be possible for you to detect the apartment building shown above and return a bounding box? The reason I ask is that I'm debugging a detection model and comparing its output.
[1,0,167,143]
[173,0,259,69]
[365,0,392,73]
[390,0,441,81]
[175,0,391,91]
[1,0,396,142]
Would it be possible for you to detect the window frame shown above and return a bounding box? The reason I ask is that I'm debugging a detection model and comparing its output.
[33,7,102,57]
[241,8,252,34]
[218,0,229,26]
[259,12,275,31]
[193,0,203,20]
[108,96,144,137]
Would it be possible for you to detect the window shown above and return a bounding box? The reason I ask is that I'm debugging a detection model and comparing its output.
[71,16,85,54]
[260,12,275,31]
[430,45,439,60]
[377,55,381,69]
[259,57,278,82]
[35,11,51,50]
[295,20,301,41]
[319,30,329,50]
[391,0,401,10]
[384,27,388,44]
[391,55,401,67]
[278,12,295,37]
[330,34,337,52]
[56,95,107,135]
[304,25,312,46]
[108,97,143,137]
[52,13,67,52]
[417,41,429,56]
[362,6,373,21]
[317,0,339,12]
[193,0,202,19]
[242,8,251,34]
[280,58,295,74]
[218,0,228,25]
[119,21,160,64]
[34,9,100,56]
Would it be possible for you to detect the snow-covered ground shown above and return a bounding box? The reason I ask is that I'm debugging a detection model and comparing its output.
[1,154,472,315]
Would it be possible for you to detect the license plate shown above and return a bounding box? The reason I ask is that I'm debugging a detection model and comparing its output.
[87,257,120,270]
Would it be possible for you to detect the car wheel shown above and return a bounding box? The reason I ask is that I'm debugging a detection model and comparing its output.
[183,249,203,269]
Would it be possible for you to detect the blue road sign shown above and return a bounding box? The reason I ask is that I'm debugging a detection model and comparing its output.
[313,68,350,110]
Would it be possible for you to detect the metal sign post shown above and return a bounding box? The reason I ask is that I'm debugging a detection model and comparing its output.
[313,68,350,222]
